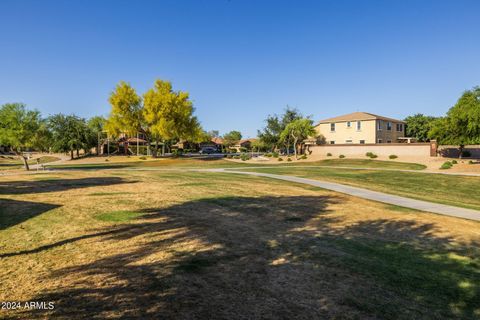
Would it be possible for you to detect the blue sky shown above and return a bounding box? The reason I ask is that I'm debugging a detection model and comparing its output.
[0,0,479,137]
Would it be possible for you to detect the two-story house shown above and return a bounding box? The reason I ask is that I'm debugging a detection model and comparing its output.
[315,112,406,144]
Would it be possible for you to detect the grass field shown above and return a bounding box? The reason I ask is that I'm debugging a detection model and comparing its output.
[236,166,480,211]
[48,157,426,170]
[1,165,479,319]
[0,156,60,170]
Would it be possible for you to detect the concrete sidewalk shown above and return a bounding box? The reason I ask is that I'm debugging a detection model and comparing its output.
[210,169,480,222]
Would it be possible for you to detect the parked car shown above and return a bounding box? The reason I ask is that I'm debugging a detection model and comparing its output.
[199,147,217,154]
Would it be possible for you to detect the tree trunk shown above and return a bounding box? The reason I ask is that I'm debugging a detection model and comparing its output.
[162,140,165,156]
[76,149,79,158]
[459,145,464,159]
[16,152,29,171]
[153,139,159,158]
[70,150,74,160]
[293,137,298,159]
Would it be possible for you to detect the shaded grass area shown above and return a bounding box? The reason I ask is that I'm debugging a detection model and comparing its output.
[237,166,480,211]
[0,177,132,195]
[0,170,479,319]
[0,199,61,230]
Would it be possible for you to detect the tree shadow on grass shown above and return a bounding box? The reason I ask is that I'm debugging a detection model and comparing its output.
[0,177,134,195]
[0,199,61,230]
[8,196,480,320]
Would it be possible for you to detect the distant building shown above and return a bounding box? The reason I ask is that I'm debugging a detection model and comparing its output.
[315,112,406,144]
[230,138,257,152]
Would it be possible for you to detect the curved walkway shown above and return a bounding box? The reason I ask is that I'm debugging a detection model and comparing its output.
[206,169,480,222]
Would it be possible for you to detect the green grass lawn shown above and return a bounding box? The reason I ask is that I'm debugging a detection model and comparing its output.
[235,166,480,210]
[311,158,426,170]
[48,157,426,170]
[0,169,479,319]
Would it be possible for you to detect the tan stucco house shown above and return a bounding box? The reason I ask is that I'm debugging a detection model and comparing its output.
[315,112,406,144]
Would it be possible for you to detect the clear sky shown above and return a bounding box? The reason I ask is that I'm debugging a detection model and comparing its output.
[1,0,479,137]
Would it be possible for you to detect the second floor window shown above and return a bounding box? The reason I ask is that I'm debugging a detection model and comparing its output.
[396,123,403,132]
[330,123,335,131]
[347,121,351,128]
[387,122,392,131]
[378,121,382,130]
[356,121,361,130]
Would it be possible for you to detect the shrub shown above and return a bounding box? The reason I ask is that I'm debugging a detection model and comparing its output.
[462,150,472,158]
[469,160,475,164]
[339,155,345,159]
[239,147,248,153]
[265,153,272,157]
[240,153,251,161]
[272,151,279,158]
[233,155,240,159]
[139,156,147,160]
[440,161,453,170]
[227,155,233,159]
[278,157,283,161]
[366,152,377,159]
[389,154,398,159]
[300,154,307,160]
[105,158,109,162]
[326,153,332,157]
[287,157,292,162]
[451,159,457,164]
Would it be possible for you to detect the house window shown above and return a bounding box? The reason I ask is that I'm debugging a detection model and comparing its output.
[359,140,365,144]
[377,121,382,131]
[378,139,383,143]
[387,122,392,131]
[356,121,361,131]
[330,123,335,132]
[396,123,403,132]
[387,140,392,143]
[347,121,351,128]
[346,139,353,144]
[330,141,335,144]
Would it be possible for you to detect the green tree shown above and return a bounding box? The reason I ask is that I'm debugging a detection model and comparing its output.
[207,130,220,138]
[258,106,303,151]
[222,130,242,148]
[280,118,316,159]
[0,103,45,170]
[87,116,106,155]
[404,113,437,142]
[48,114,90,159]
[429,87,480,157]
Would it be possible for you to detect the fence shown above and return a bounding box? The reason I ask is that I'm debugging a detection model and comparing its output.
[308,142,435,157]
[437,145,480,158]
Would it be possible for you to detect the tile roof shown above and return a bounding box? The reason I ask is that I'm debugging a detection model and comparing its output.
[317,112,405,124]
